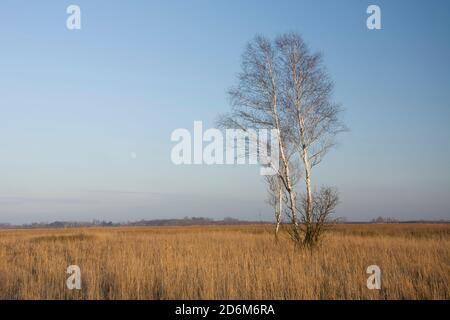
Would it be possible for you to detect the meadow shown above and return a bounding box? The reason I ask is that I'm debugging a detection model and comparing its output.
[0,224,448,299]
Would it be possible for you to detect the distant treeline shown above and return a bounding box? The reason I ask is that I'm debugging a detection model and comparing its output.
[0,216,448,229]
[0,217,266,229]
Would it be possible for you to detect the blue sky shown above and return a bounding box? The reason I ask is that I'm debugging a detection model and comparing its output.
[0,0,449,223]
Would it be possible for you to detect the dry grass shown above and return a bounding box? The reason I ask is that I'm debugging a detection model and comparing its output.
[0,224,448,300]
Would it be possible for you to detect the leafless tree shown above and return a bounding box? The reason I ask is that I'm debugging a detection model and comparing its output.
[299,186,339,245]
[276,33,346,247]
[218,35,302,242]
[219,33,346,247]
[265,175,283,239]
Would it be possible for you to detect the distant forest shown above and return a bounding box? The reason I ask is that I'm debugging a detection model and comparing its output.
[0,216,448,229]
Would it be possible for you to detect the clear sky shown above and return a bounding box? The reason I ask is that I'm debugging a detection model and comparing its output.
[0,0,449,223]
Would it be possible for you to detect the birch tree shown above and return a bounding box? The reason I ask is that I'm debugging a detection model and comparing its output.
[276,33,346,246]
[220,33,346,247]
[218,36,302,242]
[265,175,283,239]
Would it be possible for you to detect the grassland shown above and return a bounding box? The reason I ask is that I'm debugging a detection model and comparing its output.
[0,224,448,299]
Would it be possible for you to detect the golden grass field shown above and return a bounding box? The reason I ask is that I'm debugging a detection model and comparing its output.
[0,224,448,300]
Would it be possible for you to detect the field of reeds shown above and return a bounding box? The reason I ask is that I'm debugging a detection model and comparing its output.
[0,224,448,299]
